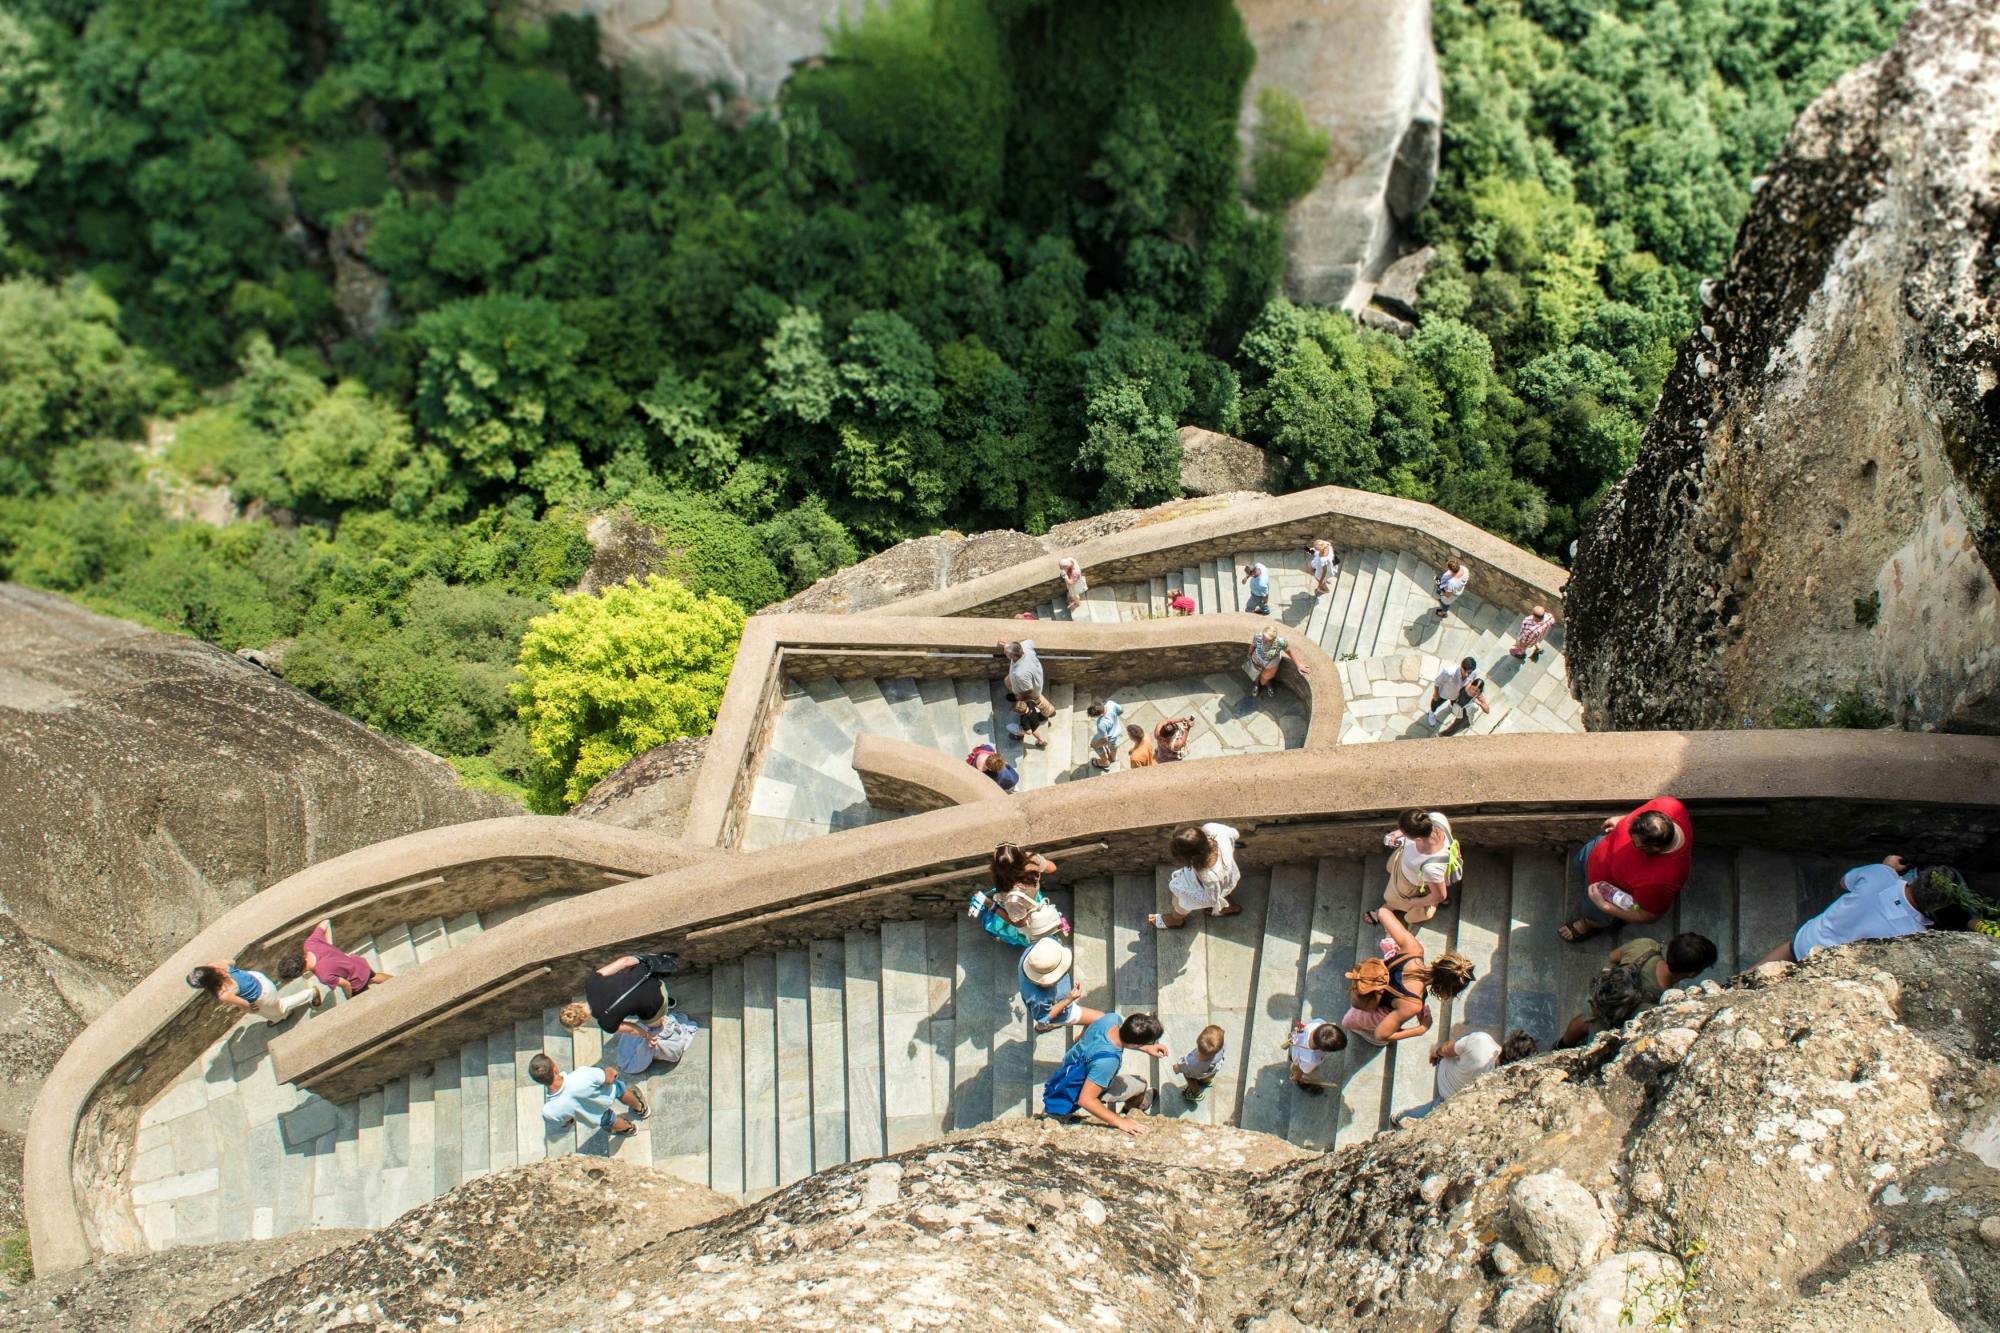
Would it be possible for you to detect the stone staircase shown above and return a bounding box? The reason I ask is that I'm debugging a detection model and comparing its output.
[742,671,1308,850]
[1037,546,1584,741]
[125,841,1850,1245]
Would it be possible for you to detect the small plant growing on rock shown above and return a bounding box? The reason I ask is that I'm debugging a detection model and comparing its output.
[1769,687,1892,730]
[1619,1236,1706,1330]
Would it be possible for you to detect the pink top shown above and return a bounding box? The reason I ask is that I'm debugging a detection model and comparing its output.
[304,922,374,993]
[1169,594,1196,614]
[1515,613,1556,649]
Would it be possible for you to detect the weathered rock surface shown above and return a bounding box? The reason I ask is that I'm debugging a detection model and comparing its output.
[766,492,1271,615]
[568,733,708,836]
[0,1230,362,1323]
[1238,0,1441,307]
[1566,0,2000,733]
[0,585,508,1220]
[1180,424,1280,496]
[539,0,866,103]
[27,935,1998,1329]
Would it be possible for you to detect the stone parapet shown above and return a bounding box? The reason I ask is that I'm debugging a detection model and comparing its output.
[852,733,1008,811]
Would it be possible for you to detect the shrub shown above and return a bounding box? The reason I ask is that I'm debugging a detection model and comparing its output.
[512,575,744,810]
[620,488,787,611]
[1247,86,1329,212]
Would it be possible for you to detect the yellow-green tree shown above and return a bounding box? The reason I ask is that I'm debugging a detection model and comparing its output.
[512,575,744,811]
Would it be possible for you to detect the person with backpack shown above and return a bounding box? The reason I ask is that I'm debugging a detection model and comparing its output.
[1557,798,1695,943]
[1421,657,1478,731]
[1370,809,1462,925]
[1435,676,1492,736]
[1340,906,1476,1046]
[560,953,678,1036]
[1149,823,1244,928]
[965,743,1018,793]
[1039,1007,1169,1135]
[1760,858,1991,963]
[1556,932,1717,1048]
[999,639,1053,746]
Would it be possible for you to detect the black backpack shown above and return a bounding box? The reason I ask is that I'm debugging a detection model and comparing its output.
[1588,963,1649,1028]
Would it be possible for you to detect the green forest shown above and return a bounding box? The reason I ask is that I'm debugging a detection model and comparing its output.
[0,0,1911,807]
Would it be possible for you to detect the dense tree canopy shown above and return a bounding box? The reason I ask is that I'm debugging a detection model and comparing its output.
[0,0,1912,803]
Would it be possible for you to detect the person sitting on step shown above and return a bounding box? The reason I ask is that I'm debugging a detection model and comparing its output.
[1556,932,1716,1048]
[1150,823,1244,929]
[1245,626,1305,699]
[530,1052,648,1137]
[1557,798,1694,943]
[1339,906,1475,1047]
[187,960,316,1025]
[1761,858,1989,963]
[609,1010,701,1077]
[1167,586,1197,616]
[275,918,387,1007]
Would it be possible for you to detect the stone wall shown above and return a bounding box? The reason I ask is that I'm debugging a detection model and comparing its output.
[1565,0,2000,733]
[851,734,1006,812]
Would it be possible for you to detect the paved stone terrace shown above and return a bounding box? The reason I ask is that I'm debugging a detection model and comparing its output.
[126,840,1851,1245]
[742,671,1308,851]
[1040,545,1583,741]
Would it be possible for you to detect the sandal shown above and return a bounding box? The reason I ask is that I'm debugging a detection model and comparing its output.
[1213,904,1243,918]
[1147,913,1182,930]
[1557,918,1602,943]
[626,1087,650,1120]
[1363,909,1382,926]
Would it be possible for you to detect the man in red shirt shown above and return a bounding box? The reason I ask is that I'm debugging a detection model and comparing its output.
[1557,797,1693,943]
[275,919,388,1004]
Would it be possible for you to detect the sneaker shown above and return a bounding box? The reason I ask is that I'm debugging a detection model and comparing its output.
[1182,1082,1207,1104]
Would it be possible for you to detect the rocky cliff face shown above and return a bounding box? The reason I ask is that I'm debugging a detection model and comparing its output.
[0,585,508,1227]
[1565,0,2000,733]
[1236,0,1440,309]
[14,935,1997,1328]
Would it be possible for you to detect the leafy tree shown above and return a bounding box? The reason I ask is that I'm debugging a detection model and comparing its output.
[512,575,744,810]
[1247,86,1329,212]
[620,487,787,610]
[0,279,160,495]
[408,294,587,488]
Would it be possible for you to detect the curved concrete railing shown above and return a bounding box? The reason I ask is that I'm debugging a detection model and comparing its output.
[25,816,723,1276]
[33,730,2000,1273]
[880,485,1570,621]
[268,730,2000,1103]
[852,734,1010,811]
[681,612,1344,849]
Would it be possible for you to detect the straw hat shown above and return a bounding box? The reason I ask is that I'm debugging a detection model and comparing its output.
[1021,936,1073,987]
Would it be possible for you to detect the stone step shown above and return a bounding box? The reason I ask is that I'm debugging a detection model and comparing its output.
[876,676,935,749]
[918,677,962,753]
[1212,557,1238,614]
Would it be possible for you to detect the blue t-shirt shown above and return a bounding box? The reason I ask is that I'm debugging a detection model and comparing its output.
[1091,700,1123,744]
[228,967,263,1003]
[1018,967,1075,1026]
[1246,564,1270,597]
[1072,1013,1125,1091]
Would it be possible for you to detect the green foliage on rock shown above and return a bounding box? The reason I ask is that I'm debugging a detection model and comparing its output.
[1247,87,1330,213]
[513,575,744,811]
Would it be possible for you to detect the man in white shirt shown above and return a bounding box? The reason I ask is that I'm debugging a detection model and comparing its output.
[1433,559,1470,619]
[1393,1027,1538,1122]
[1762,857,1984,962]
[1422,656,1477,729]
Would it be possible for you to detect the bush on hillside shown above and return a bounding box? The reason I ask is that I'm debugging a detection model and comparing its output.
[512,575,744,811]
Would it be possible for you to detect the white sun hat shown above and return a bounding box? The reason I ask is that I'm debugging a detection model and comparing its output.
[1021,936,1073,987]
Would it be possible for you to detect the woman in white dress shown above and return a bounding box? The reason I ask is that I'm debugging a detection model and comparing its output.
[1149,822,1243,928]
[1305,540,1340,595]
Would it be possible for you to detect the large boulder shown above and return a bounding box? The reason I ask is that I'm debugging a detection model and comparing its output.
[1237,0,1441,308]
[0,585,508,1224]
[1179,426,1279,496]
[1565,0,2000,733]
[568,734,708,836]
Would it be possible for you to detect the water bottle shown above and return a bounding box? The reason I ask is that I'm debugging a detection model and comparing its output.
[968,891,988,918]
[1608,889,1637,912]
[1383,830,1402,848]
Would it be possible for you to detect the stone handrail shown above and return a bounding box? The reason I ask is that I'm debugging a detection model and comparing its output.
[880,485,1570,620]
[23,817,722,1276]
[680,612,1344,849]
[32,731,2000,1274]
[852,733,1010,811]
[267,731,2000,1106]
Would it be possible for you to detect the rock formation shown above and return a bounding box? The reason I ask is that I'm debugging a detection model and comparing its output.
[1237,0,1440,308]
[16,935,1997,1327]
[1565,0,2000,733]
[538,0,1440,309]
[0,585,507,1227]
[1179,424,1281,496]
[568,734,709,836]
